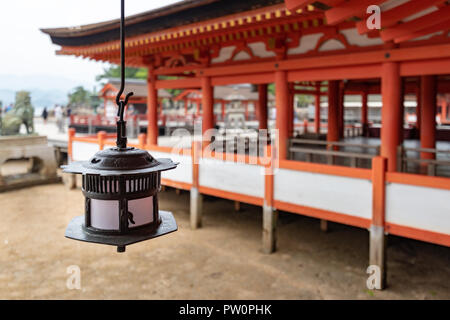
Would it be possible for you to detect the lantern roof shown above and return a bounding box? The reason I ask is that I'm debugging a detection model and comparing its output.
[62,147,177,176]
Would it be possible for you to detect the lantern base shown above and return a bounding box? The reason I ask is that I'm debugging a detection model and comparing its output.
[65,210,177,251]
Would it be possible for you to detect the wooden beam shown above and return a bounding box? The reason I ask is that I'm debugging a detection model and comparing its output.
[284,0,315,12]
[394,19,450,43]
[211,73,274,86]
[400,58,450,77]
[356,0,446,35]
[155,78,201,89]
[200,43,450,78]
[325,0,385,26]
[288,64,381,81]
[381,5,450,42]
[285,0,343,11]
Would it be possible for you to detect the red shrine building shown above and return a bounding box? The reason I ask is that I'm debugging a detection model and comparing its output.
[70,78,173,133]
[42,0,450,289]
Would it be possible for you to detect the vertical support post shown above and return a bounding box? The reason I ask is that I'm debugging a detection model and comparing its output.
[147,69,158,146]
[202,76,214,148]
[381,62,401,172]
[275,70,289,160]
[416,80,421,132]
[160,101,166,128]
[441,100,448,125]
[68,128,75,162]
[138,133,147,149]
[258,84,268,130]
[370,156,387,289]
[327,80,340,143]
[361,90,369,136]
[338,81,345,139]
[398,79,405,146]
[263,145,277,253]
[322,79,338,230]
[320,219,328,232]
[288,83,294,137]
[67,128,76,189]
[244,101,249,121]
[190,141,203,229]
[97,131,106,150]
[314,90,321,134]
[221,101,226,122]
[420,75,437,165]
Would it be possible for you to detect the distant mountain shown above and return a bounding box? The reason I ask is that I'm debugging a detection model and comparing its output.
[0,87,69,116]
[0,89,14,106]
[0,73,97,115]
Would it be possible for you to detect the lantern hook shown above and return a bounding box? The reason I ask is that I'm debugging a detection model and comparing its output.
[115,0,133,149]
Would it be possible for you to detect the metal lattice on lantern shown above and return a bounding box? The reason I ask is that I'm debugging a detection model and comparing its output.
[61,0,178,252]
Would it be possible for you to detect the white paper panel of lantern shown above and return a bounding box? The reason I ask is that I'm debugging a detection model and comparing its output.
[128,196,154,228]
[90,199,120,230]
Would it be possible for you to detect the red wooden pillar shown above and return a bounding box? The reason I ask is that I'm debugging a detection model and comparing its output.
[338,82,345,138]
[442,100,448,124]
[398,80,405,145]
[380,62,401,172]
[420,75,437,161]
[361,90,369,136]
[275,70,289,159]
[202,76,214,145]
[221,100,226,121]
[327,80,340,143]
[416,80,421,132]
[370,156,387,289]
[288,83,294,137]
[159,99,166,127]
[246,100,248,121]
[257,84,268,130]
[196,99,200,116]
[146,70,158,146]
[314,86,321,134]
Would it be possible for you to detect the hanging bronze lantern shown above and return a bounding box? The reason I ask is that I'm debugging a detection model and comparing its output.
[62,0,178,252]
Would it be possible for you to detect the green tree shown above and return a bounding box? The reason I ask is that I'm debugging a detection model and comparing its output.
[68,86,92,108]
[96,65,148,81]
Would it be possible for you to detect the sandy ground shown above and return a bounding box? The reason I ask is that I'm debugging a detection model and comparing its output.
[0,182,449,300]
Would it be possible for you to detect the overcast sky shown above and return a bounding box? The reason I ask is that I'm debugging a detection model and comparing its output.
[0,0,181,90]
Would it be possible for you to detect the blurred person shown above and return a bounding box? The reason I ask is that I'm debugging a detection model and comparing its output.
[54,104,64,133]
[42,107,48,124]
[66,106,72,128]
